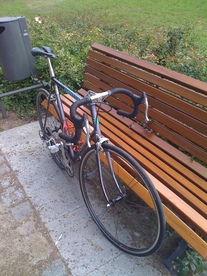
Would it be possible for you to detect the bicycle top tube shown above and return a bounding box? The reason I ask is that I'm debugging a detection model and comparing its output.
[52,77,82,101]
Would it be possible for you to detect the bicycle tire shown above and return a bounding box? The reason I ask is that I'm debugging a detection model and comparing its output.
[36,88,64,169]
[79,143,166,256]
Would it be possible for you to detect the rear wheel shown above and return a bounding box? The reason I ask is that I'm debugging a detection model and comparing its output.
[36,88,64,169]
[79,143,166,256]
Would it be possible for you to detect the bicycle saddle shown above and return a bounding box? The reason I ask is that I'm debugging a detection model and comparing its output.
[31,46,55,58]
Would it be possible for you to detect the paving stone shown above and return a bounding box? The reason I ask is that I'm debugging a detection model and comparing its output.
[0,162,10,175]
[1,185,24,207]
[42,259,68,276]
[11,201,33,221]
[17,220,36,236]
[1,178,13,188]
[0,121,170,276]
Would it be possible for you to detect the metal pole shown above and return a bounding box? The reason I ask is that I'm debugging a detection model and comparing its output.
[0,83,44,99]
[0,82,45,119]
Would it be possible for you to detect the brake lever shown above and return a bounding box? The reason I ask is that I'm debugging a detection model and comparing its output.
[83,118,91,148]
[142,93,150,126]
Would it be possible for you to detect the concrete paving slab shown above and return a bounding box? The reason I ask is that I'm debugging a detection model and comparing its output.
[0,148,71,276]
[0,121,171,276]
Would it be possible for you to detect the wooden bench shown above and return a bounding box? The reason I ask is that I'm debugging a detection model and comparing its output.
[60,43,207,265]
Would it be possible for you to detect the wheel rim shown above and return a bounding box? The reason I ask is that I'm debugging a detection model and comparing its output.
[80,145,165,256]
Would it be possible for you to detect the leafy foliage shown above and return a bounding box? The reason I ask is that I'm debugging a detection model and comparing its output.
[1,14,207,116]
[174,248,207,276]
[0,70,37,117]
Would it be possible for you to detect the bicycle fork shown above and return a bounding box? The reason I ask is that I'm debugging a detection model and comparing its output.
[95,142,125,207]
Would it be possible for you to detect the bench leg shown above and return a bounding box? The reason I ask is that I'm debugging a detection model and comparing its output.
[0,99,7,119]
[164,239,188,274]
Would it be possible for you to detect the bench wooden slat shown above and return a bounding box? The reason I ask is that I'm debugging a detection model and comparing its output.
[84,75,207,150]
[149,97,206,136]
[85,62,207,131]
[84,59,207,138]
[98,107,207,192]
[150,174,207,239]
[102,122,207,208]
[164,206,207,260]
[84,81,207,165]
[91,43,207,97]
[61,93,207,234]
[98,121,207,217]
[85,57,207,124]
[61,94,207,259]
[149,121,207,165]
[84,59,207,163]
[61,93,207,219]
[88,49,207,107]
[149,108,206,149]
[60,43,207,259]
[79,89,207,179]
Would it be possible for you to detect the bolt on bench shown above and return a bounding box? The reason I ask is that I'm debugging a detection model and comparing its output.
[60,43,207,266]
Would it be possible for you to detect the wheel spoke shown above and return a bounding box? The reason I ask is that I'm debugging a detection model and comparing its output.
[36,89,65,170]
[80,143,165,256]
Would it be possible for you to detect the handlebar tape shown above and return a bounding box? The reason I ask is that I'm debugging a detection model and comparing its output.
[59,89,145,144]
[59,97,90,144]
[109,88,145,118]
[59,127,83,144]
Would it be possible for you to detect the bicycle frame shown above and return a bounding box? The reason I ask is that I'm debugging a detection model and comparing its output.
[45,56,101,156]
[45,56,126,203]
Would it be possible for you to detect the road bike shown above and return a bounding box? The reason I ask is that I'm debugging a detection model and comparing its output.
[31,46,166,256]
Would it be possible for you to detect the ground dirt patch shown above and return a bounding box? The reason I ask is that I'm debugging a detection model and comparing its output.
[0,111,37,132]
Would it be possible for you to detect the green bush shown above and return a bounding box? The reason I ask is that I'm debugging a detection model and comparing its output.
[174,248,207,276]
[1,14,207,116]
[0,69,37,117]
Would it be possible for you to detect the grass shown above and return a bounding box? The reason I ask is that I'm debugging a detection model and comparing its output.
[0,0,207,53]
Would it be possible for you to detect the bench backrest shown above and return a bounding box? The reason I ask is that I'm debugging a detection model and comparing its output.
[83,43,207,167]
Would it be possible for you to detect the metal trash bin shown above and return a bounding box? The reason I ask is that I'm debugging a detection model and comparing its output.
[0,16,38,81]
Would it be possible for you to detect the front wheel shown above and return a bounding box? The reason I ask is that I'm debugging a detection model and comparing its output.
[79,143,166,256]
